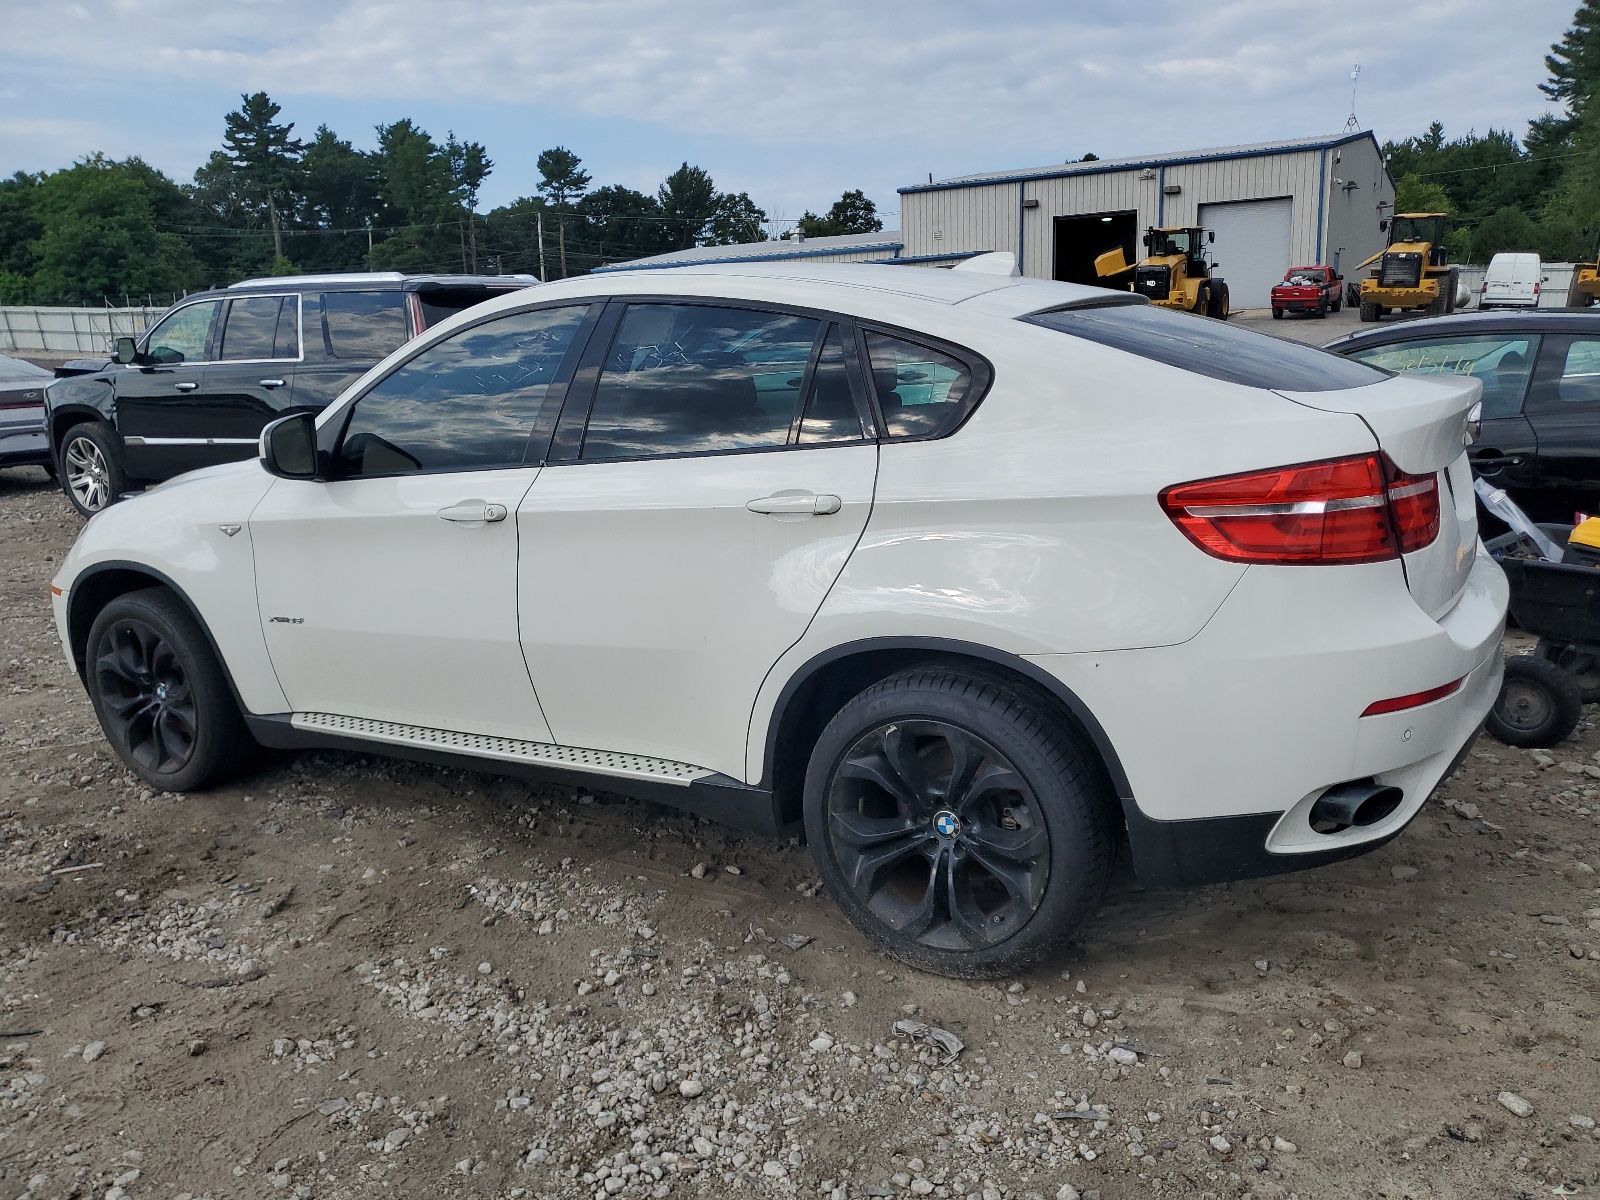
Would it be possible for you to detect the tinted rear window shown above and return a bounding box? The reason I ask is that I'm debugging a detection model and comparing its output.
[415,285,526,330]
[1025,303,1388,392]
[322,291,408,360]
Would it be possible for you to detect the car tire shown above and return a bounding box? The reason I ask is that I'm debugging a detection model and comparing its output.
[1359,302,1380,322]
[1271,307,1284,320]
[1193,284,1210,317]
[1486,655,1583,749]
[60,422,126,517]
[1536,638,1600,703]
[85,587,255,791]
[1331,295,1343,313]
[803,666,1115,978]
[1315,301,1328,318]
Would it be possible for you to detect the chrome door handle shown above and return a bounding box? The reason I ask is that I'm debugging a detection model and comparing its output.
[746,491,842,516]
[259,378,286,388]
[437,502,508,524]
[174,382,199,392]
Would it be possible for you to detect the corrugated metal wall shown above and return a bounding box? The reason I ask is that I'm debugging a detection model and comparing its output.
[1322,138,1392,280]
[900,188,1019,262]
[903,145,1396,282]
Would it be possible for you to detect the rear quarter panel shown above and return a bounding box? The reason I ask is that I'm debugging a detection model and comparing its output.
[747,318,1380,779]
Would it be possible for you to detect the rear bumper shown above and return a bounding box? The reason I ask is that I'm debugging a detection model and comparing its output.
[1272,296,1326,310]
[1028,548,1507,888]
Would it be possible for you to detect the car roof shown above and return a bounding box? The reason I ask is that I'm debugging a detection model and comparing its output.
[227,272,537,292]
[1324,309,1600,352]
[513,260,1124,316]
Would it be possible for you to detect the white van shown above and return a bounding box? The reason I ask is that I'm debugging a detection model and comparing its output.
[1480,252,1544,310]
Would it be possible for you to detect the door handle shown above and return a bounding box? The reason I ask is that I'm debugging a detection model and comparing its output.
[259,378,286,389]
[746,492,843,516]
[1469,454,1519,469]
[437,502,508,524]
[174,382,198,392]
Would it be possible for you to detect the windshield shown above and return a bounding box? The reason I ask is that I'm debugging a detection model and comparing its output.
[1025,302,1388,392]
[1390,216,1445,245]
[1147,229,1194,257]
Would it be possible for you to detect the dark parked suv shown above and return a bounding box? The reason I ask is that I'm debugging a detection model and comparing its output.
[1326,310,1600,523]
[45,271,535,515]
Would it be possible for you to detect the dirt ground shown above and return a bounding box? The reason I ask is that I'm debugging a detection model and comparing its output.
[0,465,1597,1200]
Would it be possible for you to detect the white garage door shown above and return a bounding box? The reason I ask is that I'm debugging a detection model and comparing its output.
[1198,198,1294,311]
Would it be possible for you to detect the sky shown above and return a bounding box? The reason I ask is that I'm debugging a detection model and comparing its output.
[0,0,1579,231]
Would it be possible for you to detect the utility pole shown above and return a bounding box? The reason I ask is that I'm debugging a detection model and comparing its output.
[559,218,568,279]
[537,211,547,283]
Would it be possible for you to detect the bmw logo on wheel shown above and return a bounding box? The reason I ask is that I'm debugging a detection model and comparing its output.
[934,810,961,838]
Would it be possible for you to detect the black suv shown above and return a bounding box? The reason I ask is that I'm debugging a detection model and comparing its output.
[45,272,534,515]
[1326,310,1600,523]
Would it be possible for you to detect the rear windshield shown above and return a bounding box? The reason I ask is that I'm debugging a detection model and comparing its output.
[1024,303,1388,392]
[415,285,527,330]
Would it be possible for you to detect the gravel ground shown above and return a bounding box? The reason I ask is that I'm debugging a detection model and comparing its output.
[0,466,1597,1200]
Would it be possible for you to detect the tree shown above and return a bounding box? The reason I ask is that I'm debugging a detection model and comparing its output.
[795,189,882,238]
[657,164,719,249]
[13,155,203,304]
[367,119,459,272]
[536,147,591,209]
[1393,172,1451,215]
[298,125,383,273]
[1544,0,1600,122]
[219,92,303,258]
[1469,205,1542,261]
[708,192,767,245]
[574,185,674,264]
[446,133,493,272]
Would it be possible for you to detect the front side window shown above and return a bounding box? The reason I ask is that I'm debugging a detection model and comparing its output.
[1347,335,1538,419]
[218,294,299,361]
[579,304,820,460]
[865,331,976,439]
[334,305,590,478]
[1529,337,1600,410]
[322,291,409,360]
[144,300,220,365]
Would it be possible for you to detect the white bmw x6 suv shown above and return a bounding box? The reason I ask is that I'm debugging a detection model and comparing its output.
[52,258,1506,977]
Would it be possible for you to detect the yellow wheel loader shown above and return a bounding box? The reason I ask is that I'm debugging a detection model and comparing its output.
[1355,213,1459,321]
[1094,226,1230,320]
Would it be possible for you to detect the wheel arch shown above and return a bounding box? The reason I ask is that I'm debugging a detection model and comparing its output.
[50,405,118,467]
[66,562,250,717]
[758,637,1136,834]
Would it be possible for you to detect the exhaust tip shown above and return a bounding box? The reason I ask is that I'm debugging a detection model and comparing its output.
[1310,780,1404,833]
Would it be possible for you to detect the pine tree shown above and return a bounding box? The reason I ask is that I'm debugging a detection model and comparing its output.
[1544,0,1600,116]
[219,93,303,258]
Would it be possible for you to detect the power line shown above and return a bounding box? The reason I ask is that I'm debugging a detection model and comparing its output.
[1413,150,1581,180]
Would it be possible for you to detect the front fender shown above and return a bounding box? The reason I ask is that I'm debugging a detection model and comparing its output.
[53,462,287,715]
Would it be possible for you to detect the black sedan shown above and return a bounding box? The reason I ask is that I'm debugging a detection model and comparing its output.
[0,352,53,475]
[1325,310,1600,524]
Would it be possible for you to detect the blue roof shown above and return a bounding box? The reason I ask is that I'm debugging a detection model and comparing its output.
[900,131,1379,195]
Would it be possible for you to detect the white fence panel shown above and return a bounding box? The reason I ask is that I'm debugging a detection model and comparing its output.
[0,306,167,355]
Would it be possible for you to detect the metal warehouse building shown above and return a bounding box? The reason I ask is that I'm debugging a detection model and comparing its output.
[899,132,1396,309]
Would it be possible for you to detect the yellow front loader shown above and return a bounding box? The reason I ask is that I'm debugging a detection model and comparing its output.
[1094,226,1230,320]
[1356,213,1459,321]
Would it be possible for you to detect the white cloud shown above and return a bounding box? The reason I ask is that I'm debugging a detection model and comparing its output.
[0,0,1573,209]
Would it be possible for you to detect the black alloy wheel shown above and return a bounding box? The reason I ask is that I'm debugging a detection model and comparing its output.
[94,617,198,773]
[805,667,1113,977]
[85,588,254,790]
[824,719,1048,952]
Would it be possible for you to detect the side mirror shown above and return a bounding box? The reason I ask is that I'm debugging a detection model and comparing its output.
[1379,219,1390,231]
[1207,231,1215,243]
[259,412,320,480]
[113,337,142,366]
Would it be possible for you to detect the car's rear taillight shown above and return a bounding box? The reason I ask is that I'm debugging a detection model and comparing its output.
[1159,453,1440,565]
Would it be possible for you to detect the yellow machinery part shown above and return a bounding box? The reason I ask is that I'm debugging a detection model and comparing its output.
[1094,247,1130,278]
[1569,517,1600,551]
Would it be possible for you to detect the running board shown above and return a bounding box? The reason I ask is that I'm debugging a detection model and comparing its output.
[243,711,794,837]
[289,712,712,786]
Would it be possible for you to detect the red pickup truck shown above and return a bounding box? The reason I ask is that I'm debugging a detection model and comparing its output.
[1271,265,1343,318]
